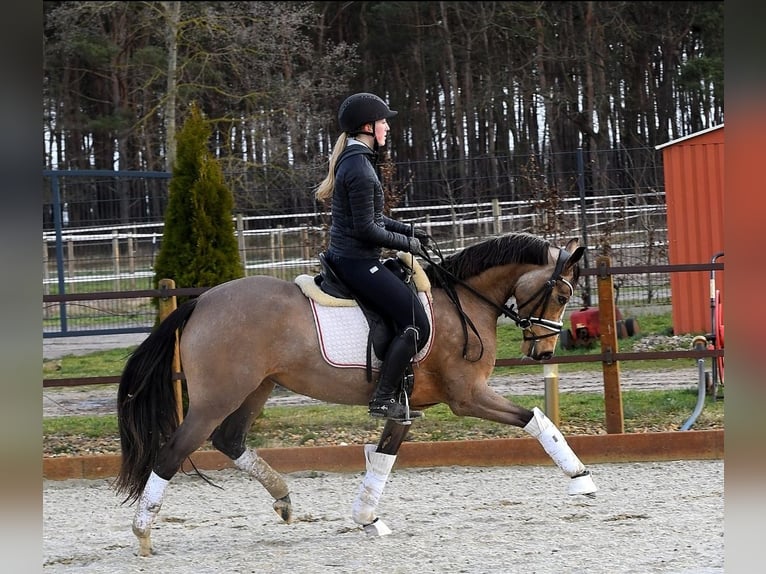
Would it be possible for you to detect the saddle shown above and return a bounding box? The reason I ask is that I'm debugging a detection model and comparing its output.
[295,252,432,382]
[316,252,417,362]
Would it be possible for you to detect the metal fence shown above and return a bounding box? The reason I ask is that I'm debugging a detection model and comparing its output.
[43,190,670,336]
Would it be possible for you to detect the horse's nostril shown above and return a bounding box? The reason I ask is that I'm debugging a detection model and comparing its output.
[537,351,553,361]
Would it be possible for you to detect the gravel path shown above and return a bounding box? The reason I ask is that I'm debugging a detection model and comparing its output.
[43,333,147,361]
[43,460,724,573]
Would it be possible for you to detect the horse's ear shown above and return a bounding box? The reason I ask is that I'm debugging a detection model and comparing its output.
[564,238,580,253]
[568,247,585,265]
[562,245,585,283]
[564,244,585,269]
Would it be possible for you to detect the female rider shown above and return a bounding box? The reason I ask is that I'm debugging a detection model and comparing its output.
[315,92,430,421]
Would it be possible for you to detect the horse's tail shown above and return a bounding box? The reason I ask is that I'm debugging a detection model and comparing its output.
[114,298,198,504]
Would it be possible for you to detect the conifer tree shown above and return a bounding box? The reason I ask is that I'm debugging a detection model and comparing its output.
[153,102,243,298]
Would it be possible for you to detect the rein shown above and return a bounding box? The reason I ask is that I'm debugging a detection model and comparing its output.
[419,242,574,361]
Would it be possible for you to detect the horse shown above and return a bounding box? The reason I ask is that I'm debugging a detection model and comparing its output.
[115,232,598,556]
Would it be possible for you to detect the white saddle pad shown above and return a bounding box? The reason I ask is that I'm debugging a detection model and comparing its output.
[308,292,434,370]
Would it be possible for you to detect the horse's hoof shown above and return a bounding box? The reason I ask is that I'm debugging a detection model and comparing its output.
[136,537,153,557]
[568,470,598,496]
[273,495,293,523]
[363,518,392,537]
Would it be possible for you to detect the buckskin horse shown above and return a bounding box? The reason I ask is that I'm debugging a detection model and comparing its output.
[115,232,598,556]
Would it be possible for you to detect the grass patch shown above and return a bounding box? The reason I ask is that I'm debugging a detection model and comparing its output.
[43,347,138,378]
[45,415,119,438]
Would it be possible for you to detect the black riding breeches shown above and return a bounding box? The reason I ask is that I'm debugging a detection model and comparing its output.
[325,253,430,351]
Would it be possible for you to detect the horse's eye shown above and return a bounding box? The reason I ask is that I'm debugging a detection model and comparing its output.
[557,295,568,305]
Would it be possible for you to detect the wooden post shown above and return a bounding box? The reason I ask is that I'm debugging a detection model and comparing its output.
[301,226,309,262]
[112,230,120,291]
[492,198,502,235]
[277,226,285,279]
[67,238,75,283]
[236,214,246,275]
[269,230,277,264]
[451,208,458,249]
[596,255,624,433]
[543,363,560,426]
[158,278,184,424]
[127,234,136,290]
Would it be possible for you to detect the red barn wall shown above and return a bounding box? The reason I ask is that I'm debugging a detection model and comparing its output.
[658,125,724,334]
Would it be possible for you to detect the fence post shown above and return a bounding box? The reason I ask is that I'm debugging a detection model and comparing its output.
[543,363,560,426]
[277,226,285,279]
[158,278,184,424]
[127,233,136,290]
[301,226,309,262]
[492,198,502,235]
[112,231,120,291]
[269,230,276,265]
[596,255,624,433]
[67,237,75,282]
[236,214,246,275]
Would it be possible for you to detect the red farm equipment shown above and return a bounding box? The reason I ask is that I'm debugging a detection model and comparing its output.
[558,306,639,350]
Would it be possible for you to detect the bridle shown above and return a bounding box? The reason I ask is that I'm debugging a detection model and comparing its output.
[511,248,574,343]
[419,245,575,361]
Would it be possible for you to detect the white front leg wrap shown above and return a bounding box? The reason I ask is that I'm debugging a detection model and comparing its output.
[351,444,396,527]
[234,448,290,500]
[524,407,586,477]
[133,471,169,536]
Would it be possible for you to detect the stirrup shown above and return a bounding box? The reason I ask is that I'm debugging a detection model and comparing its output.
[368,397,422,422]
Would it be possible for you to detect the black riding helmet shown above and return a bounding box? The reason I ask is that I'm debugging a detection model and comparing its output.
[338,93,398,134]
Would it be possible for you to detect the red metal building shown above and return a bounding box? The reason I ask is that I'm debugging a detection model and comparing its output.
[656,125,724,334]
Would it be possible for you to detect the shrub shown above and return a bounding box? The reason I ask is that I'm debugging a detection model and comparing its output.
[153,102,243,301]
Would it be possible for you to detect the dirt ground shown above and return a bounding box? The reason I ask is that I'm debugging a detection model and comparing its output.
[43,459,724,573]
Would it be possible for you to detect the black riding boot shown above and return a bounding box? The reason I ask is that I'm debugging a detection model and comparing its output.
[369,327,423,421]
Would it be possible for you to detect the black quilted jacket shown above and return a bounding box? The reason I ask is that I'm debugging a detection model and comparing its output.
[327,142,413,258]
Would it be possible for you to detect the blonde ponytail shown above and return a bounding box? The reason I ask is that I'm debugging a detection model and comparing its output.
[315,133,349,202]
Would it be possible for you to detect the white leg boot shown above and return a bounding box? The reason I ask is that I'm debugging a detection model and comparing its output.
[132,471,169,556]
[351,444,396,536]
[235,448,292,523]
[524,407,598,496]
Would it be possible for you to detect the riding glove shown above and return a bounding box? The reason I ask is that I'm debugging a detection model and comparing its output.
[407,236,422,255]
[413,227,431,246]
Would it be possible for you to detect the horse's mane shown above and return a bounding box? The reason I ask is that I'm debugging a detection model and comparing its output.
[423,232,551,282]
